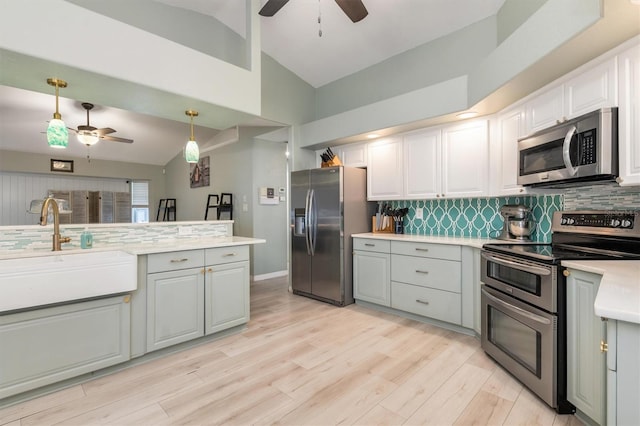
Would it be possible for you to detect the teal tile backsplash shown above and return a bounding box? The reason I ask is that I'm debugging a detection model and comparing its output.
[390,195,563,242]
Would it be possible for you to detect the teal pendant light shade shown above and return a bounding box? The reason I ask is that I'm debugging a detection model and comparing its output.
[185,140,199,163]
[47,119,69,149]
[184,110,200,163]
[46,78,69,149]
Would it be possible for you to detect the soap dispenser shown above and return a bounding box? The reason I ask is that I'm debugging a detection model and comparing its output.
[81,228,93,249]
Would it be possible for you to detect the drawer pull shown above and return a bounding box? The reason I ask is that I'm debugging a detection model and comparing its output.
[223,253,237,257]
[364,243,375,247]
[415,270,429,274]
[415,299,430,305]
[170,258,189,263]
[415,248,429,252]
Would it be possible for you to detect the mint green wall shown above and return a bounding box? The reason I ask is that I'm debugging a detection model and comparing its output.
[314,17,497,119]
[261,54,316,126]
[163,126,287,275]
[66,0,247,68]
[391,195,563,243]
[496,0,547,44]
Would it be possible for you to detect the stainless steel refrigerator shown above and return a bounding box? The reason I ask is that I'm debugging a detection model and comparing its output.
[291,166,370,306]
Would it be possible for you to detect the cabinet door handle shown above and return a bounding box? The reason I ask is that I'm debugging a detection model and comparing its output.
[170,258,189,263]
[223,253,237,257]
[600,340,608,353]
[415,270,429,274]
[415,299,429,305]
[364,243,375,247]
[415,248,429,252]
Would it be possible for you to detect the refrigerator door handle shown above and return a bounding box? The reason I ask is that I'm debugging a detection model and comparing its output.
[308,189,316,256]
[304,189,312,255]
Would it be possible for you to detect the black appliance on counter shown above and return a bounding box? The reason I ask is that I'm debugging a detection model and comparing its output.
[480,210,640,413]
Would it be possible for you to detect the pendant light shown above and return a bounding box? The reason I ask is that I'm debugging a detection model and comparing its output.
[46,78,69,149]
[184,110,199,163]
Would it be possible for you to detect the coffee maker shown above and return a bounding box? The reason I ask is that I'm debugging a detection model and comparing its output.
[498,204,535,241]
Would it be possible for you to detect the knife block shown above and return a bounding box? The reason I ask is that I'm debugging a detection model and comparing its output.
[320,155,343,168]
[372,216,394,233]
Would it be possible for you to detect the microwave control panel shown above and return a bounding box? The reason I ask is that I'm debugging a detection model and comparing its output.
[578,129,596,165]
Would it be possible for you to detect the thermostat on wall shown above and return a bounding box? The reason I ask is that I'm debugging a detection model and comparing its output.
[259,187,279,205]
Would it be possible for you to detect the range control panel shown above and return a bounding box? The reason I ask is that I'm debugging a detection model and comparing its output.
[553,211,640,236]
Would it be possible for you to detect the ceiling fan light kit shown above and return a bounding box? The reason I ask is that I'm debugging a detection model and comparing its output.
[184,109,200,163]
[46,78,69,149]
[77,130,100,146]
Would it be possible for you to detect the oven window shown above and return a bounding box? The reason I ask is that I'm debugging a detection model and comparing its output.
[489,306,541,377]
[520,138,566,175]
[487,262,541,296]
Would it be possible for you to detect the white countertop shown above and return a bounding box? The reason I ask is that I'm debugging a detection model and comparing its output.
[0,236,266,260]
[352,233,498,249]
[562,260,640,324]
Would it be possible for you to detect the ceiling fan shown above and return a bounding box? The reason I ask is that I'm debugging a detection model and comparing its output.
[259,0,368,23]
[71,102,133,146]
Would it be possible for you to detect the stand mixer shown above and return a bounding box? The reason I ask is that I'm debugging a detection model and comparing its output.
[498,204,535,241]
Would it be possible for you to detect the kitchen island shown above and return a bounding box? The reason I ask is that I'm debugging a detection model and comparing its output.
[0,223,264,406]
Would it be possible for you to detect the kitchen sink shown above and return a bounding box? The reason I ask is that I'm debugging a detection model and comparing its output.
[0,250,137,313]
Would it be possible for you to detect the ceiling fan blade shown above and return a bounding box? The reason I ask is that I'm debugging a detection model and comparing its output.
[335,0,368,22]
[259,0,290,17]
[95,127,116,135]
[101,135,133,144]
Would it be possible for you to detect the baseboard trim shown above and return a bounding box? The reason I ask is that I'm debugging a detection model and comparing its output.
[252,270,288,281]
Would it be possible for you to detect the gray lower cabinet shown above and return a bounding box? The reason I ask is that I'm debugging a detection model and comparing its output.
[146,246,250,353]
[390,241,462,326]
[353,239,391,306]
[566,268,606,425]
[146,267,205,352]
[0,295,131,399]
[353,238,476,330]
[606,318,640,426]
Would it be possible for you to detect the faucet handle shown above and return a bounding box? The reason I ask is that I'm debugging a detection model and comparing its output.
[61,237,71,244]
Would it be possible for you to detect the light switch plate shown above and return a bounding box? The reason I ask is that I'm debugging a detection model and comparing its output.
[416,207,423,220]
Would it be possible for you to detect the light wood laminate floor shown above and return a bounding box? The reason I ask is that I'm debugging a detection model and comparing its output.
[0,277,584,425]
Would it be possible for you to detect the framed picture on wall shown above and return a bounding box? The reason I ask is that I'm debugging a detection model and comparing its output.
[190,156,210,188]
[50,159,74,173]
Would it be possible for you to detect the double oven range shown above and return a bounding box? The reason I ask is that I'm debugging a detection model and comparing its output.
[481,210,640,413]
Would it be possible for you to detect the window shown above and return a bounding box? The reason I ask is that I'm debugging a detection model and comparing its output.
[130,181,149,223]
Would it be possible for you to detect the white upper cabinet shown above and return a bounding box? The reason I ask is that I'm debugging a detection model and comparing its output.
[525,57,618,135]
[367,137,404,200]
[441,120,489,198]
[367,122,489,200]
[338,143,368,168]
[403,129,441,199]
[491,107,527,196]
[617,43,640,186]
[525,85,565,134]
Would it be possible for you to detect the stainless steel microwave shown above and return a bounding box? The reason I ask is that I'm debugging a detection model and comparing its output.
[517,108,618,187]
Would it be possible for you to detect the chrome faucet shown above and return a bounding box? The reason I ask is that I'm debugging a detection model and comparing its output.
[40,197,71,251]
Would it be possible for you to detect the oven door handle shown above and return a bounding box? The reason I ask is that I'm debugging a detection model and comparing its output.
[481,252,551,276]
[562,125,578,176]
[483,288,552,325]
